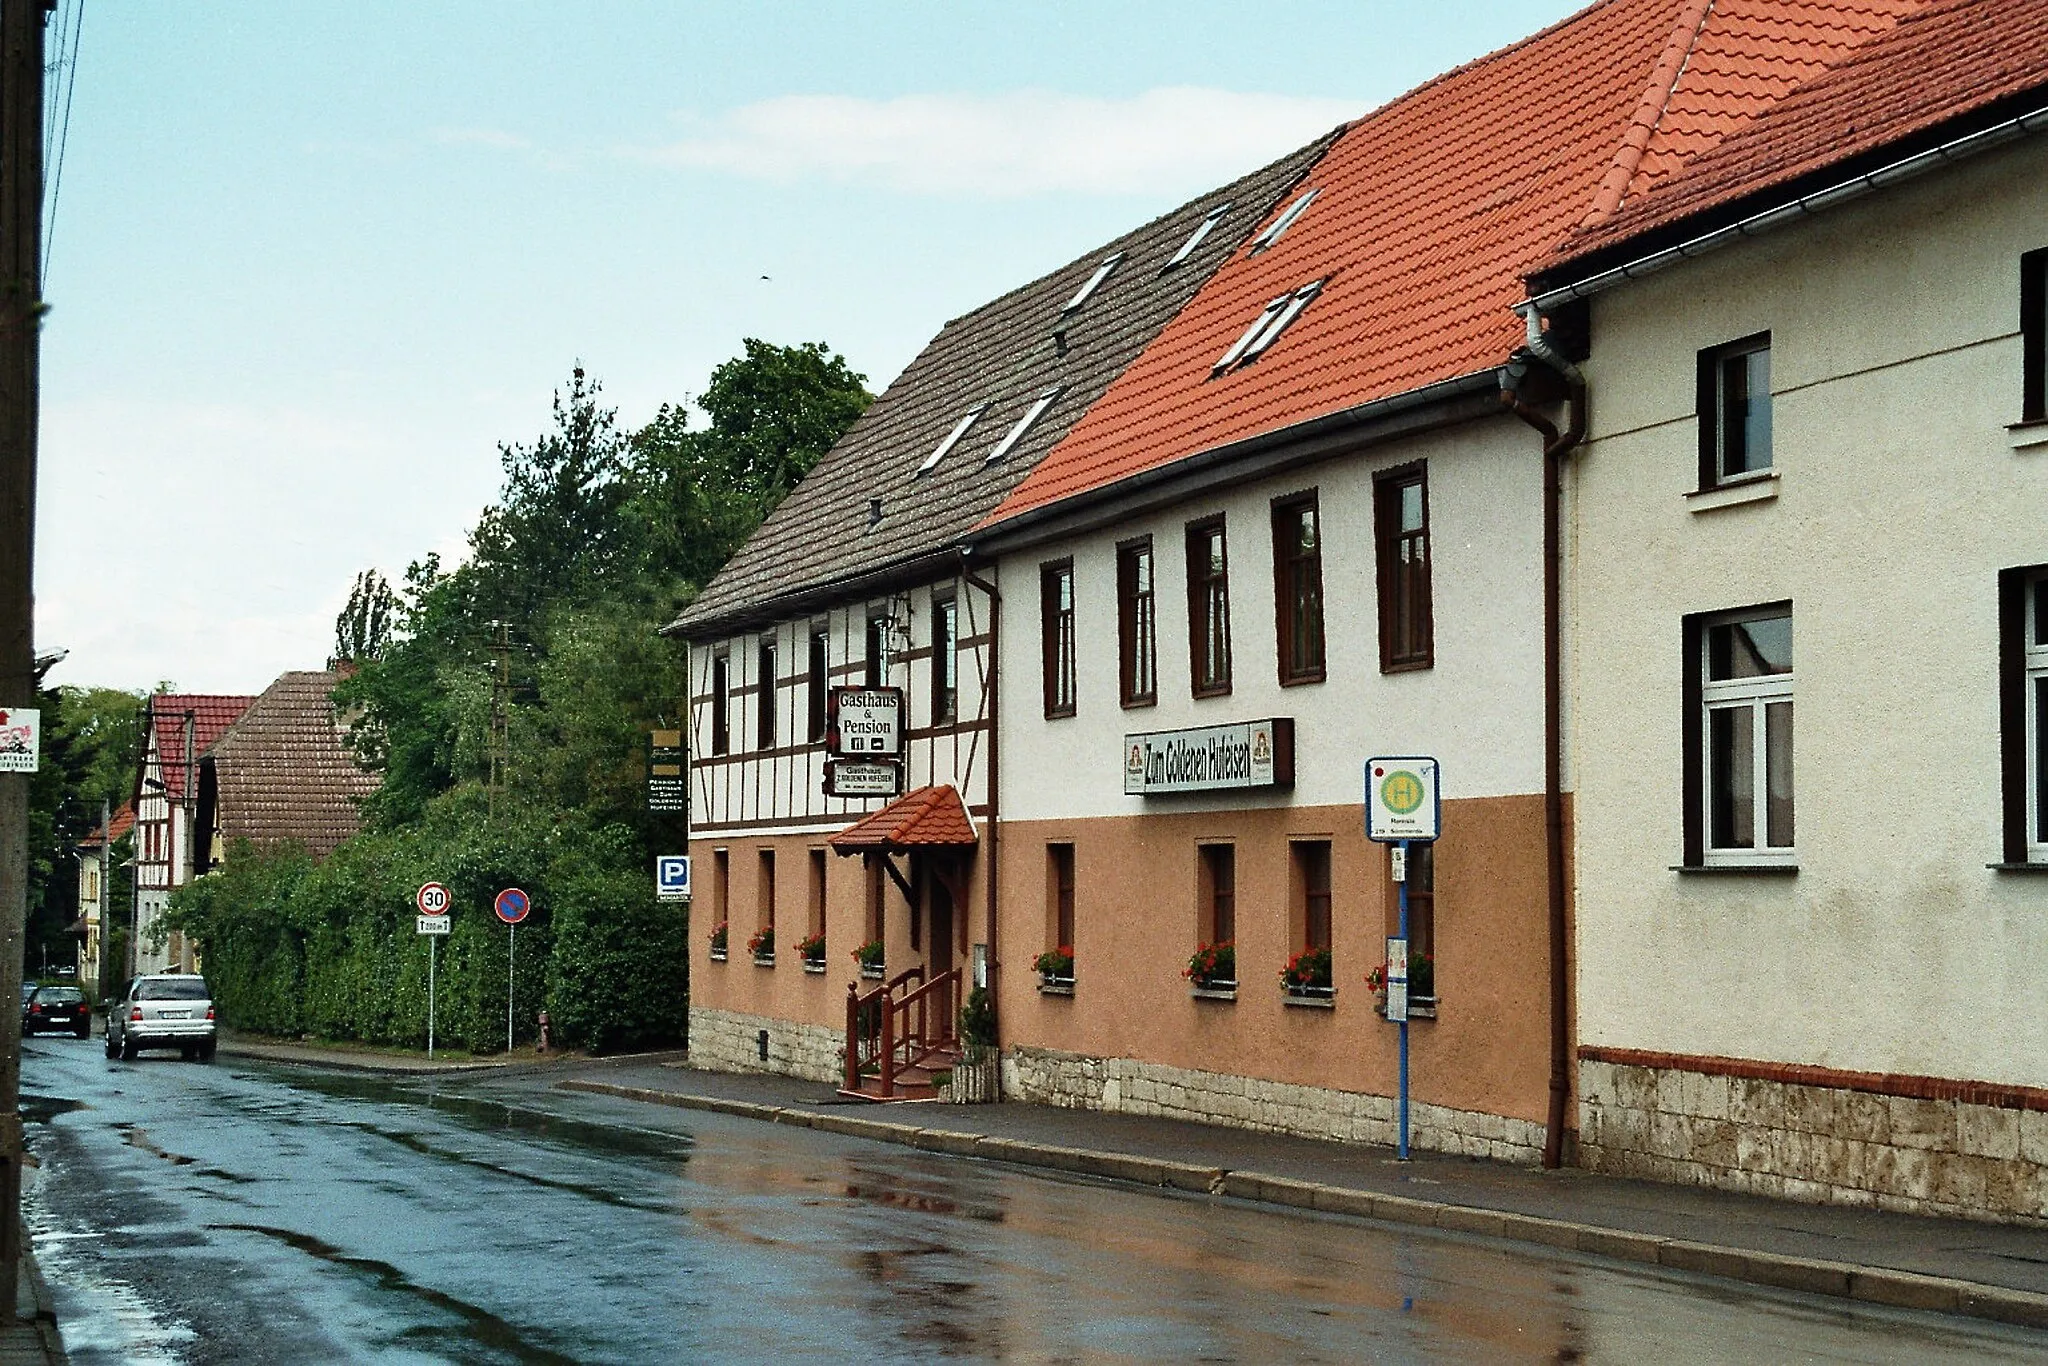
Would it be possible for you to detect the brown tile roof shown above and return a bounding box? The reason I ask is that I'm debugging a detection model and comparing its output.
[1544,0,2037,274]
[205,671,376,859]
[668,130,1342,636]
[827,784,977,852]
[145,694,256,802]
[984,0,1921,527]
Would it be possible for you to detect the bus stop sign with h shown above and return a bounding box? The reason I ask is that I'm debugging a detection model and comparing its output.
[1366,757,1440,1161]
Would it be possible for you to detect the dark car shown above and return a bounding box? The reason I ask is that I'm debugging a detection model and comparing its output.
[22,985,89,1038]
[104,974,216,1062]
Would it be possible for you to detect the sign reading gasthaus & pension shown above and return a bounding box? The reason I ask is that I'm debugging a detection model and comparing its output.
[1123,718,1293,796]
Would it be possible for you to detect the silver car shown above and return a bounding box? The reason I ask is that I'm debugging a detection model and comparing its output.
[105,974,216,1062]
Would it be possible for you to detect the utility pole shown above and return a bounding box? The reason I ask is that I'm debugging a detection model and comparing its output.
[0,0,45,1326]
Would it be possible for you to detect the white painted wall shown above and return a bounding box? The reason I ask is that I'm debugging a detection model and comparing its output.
[997,415,1552,822]
[687,574,995,837]
[1572,138,2048,1085]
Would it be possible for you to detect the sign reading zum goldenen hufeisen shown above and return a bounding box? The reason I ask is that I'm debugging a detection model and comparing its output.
[1123,718,1293,796]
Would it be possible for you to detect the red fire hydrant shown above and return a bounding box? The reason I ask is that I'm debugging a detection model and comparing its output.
[536,1010,552,1054]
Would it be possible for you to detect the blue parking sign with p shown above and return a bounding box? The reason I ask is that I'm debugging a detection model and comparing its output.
[656,855,692,902]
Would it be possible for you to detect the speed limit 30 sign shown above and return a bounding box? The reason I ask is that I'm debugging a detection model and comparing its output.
[417,882,452,915]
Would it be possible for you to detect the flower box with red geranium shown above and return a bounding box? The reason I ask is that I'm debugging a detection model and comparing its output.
[1366,953,1436,1017]
[1034,946,1074,994]
[852,938,885,980]
[1280,947,1334,1004]
[1184,941,1237,998]
[708,921,730,962]
[796,932,827,972]
[747,926,775,965]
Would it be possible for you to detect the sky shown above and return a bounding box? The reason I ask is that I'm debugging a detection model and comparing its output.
[36,0,1584,694]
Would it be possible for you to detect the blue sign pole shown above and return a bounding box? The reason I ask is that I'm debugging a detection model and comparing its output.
[1397,838,1411,1161]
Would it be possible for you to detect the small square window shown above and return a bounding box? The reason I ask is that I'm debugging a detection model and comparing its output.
[1698,334,1773,487]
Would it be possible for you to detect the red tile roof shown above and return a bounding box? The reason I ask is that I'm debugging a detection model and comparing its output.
[146,694,256,802]
[985,0,1922,526]
[206,671,376,859]
[1548,0,2041,270]
[80,803,133,847]
[828,785,978,852]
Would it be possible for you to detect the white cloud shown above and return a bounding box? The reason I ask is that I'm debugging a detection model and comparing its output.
[637,87,1358,197]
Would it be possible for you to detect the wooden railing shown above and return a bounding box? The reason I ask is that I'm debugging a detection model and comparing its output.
[844,965,961,1098]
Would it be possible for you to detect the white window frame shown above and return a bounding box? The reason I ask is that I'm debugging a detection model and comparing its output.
[1062,254,1123,313]
[1240,279,1324,364]
[1214,294,1289,373]
[2027,573,2048,860]
[1248,188,1317,254]
[918,404,986,475]
[986,386,1064,463]
[1700,607,1795,866]
[1165,203,1231,270]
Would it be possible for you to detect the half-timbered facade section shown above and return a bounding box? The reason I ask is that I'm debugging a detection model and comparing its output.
[132,693,253,977]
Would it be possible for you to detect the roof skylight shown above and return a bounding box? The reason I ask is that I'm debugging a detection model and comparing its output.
[985,386,1065,463]
[1213,294,1290,373]
[1063,254,1124,313]
[1164,203,1232,270]
[1247,188,1318,255]
[1214,280,1325,374]
[918,404,987,475]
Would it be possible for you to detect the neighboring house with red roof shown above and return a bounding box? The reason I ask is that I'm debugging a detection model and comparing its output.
[193,670,377,874]
[962,0,1924,1167]
[74,803,133,996]
[132,693,254,976]
[1522,0,2048,1219]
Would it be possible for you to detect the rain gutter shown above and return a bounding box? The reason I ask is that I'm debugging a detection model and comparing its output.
[1526,96,2048,313]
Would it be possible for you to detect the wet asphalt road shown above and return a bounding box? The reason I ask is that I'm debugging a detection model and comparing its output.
[18,1037,2048,1365]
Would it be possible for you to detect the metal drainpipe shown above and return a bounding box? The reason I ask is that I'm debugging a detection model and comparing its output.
[1501,303,1585,1171]
[961,558,1001,1052]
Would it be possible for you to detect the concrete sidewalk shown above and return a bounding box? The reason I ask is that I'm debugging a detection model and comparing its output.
[1,1225,67,1366]
[557,1061,2048,1333]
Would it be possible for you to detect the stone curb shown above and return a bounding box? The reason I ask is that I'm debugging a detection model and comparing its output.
[555,1078,2048,1332]
[219,1041,691,1078]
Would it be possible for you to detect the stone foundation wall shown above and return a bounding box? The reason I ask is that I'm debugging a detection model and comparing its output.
[689,1006,843,1084]
[1579,1054,2048,1224]
[1002,1044,1546,1162]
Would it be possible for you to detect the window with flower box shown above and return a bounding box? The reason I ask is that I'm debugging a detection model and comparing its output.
[753,849,777,963]
[1039,843,1076,991]
[1188,844,1237,994]
[1283,840,1334,1001]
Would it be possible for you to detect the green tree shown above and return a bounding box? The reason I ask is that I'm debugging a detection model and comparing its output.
[333,568,398,666]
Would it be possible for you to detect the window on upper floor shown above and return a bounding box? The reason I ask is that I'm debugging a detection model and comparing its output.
[931,593,958,726]
[1062,254,1123,313]
[2023,250,2048,423]
[1165,203,1231,270]
[1117,537,1156,708]
[1698,333,1773,488]
[1374,464,1432,672]
[1684,605,1795,867]
[1186,517,1232,697]
[711,653,730,756]
[1273,491,1325,686]
[2000,567,2048,864]
[1212,280,1324,374]
[756,637,778,750]
[807,627,829,744]
[1247,188,1317,255]
[987,387,1065,463]
[1041,560,1076,719]
[918,405,986,476]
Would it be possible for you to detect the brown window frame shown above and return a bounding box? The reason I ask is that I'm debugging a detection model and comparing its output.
[1272,490,1325,686]
[1374,464,1433,673]
[713,848,730,925]
[1293,840,1332,953]
[807,626,829,744]
[807,848,827,942]
[710,652,730,756]
[1116,537,1157,708]
[755,636,778,750]
[1041,559,1077,720]
[930,592,958,726]
[1198,843,1235,947]
[758,849,776,946]
[1384,842,1435,999]
[1048,843,1076,957]
[865,611,887,688]
[1185,516,1232,698]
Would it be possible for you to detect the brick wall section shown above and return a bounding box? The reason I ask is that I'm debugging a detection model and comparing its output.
[1579,1051,2048,1224]
[1003,1044,1546,1162]
[690,1007,844,1084]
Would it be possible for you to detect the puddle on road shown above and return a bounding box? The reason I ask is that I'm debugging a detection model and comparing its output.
[210,1223,579,1366]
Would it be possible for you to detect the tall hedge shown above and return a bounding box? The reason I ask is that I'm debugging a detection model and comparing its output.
[163,797,679,1054]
